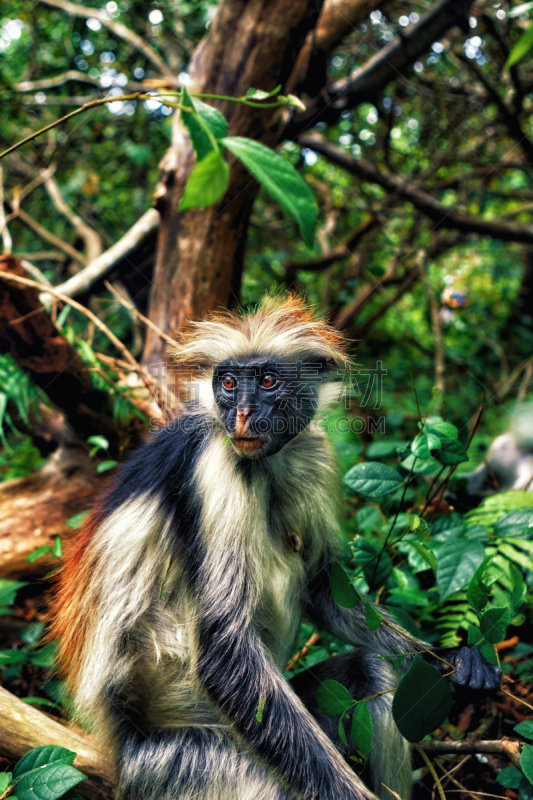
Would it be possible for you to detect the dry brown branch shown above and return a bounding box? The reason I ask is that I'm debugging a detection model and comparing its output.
[286,633,321,672]
[420,738,522,769]
[15,70,103,92]
[43,173,103,262]
[419,254,445,400]
[0,685,114,799]
[47,208,160,299]
[300,135,533,246]
[39,0,174,79]
[12,206,86,265]
[104,280,176,347]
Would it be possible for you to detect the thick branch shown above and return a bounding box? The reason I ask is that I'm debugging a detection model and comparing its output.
[286,0,473,138]
[0,255,119,446]
[44,208,160,300]
[0,446,105,578]
[39,0,174,79]
[420,738,521,769]
[302,136,533,245]
[0,686,114,799]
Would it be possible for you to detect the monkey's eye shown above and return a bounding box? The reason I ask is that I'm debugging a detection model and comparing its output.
[222,375,236,390]
[260,374,276,389]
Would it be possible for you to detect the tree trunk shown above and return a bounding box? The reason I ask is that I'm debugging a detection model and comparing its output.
[143,0,325,371]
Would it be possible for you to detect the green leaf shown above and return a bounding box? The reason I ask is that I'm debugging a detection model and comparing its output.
[351,701,373,758]
[315,679,353,717]
[65,511,89,530]
[338,717,348,747]
[434,438,469,466]
[330,562,360,609]
[220,136,318,247]
[0,649,27,666]
[26,546,52,564]
[494,509,533,538]
[96,460,118,473]
[466,554,495,612]
[436,538,485,601]
[86,435,109,451]
[366,440,405,459]
[515,721,533,740]
[520,776,533,800]
[426,418,458,439]
[244,85,281,100]
[51,537,62,559]
[505,22,533,69]
[496,766,523,788]
[353,539,393,587]
[480,606,509,644]
[392,657,452,743]
[510,563,527,615]
[364,602,382,631]
[408,541,437,574]
[343,462,404,498]
[0,579,27,607]
[431,514,465,540]
[0,772,11,793]
[179,150,230,211]
[521,743,533,785]
[256,696,265,723]
[409,515,430,540]
[13,746,76,780]
[16,763,85,800]
[181,87,228,161]
[412,434,430,459]
[426,432,442,451]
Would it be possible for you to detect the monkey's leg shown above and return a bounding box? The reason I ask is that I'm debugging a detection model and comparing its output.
[116,724,293,800]
[290,648,411,800]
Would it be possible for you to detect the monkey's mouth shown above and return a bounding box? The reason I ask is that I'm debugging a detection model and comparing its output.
[232,435,268,455]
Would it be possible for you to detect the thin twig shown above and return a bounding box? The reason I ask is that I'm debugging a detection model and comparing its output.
[415,744,446,800]
[104,281,177,347]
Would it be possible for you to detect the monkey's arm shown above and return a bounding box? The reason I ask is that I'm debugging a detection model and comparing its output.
[194,556,375,800]
[305,561,501,692]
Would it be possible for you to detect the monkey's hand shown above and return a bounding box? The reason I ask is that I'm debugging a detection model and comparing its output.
[427,645,501,692]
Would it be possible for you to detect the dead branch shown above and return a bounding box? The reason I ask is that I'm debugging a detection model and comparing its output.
[7,204,86,265]
[43,174,103,262]
[39,0,174,80]
[419,253,445,400]
[420,738,522,769]
[0,685,114,800]
[301,136,533,246]
[15,70,103,92]
[47,208,160,299]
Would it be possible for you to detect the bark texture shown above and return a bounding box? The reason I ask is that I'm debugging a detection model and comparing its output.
[143,0,325,371]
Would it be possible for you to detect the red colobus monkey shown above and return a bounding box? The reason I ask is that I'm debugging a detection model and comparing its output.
[51,297,500,800]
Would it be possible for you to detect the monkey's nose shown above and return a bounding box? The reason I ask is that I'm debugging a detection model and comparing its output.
[237,407,252,420]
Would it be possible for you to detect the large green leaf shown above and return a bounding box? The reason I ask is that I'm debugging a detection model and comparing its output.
[436,537,485,601]
[351,701,373,758]
[179,150,230,210]
[515,721,533,740]
[466,555,495,612]
[494,509,533,538]
[13,746,76,780]
[0,579,27,607]
[521,743,533,785]
[392,657,452,743]
[16,764,85,800]
[434,438,469,466]
[479,606,509,644]
[426,418,458,440]
[220,136,318,247]
[315,679,353,717]
[180,87,228,161]
[330,561,360,609]
[343,462,404,498]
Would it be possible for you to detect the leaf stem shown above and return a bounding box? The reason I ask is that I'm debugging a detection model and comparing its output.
[414,744,446,800]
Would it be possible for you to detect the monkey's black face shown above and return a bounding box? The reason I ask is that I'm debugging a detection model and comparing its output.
[213,357,329,459]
